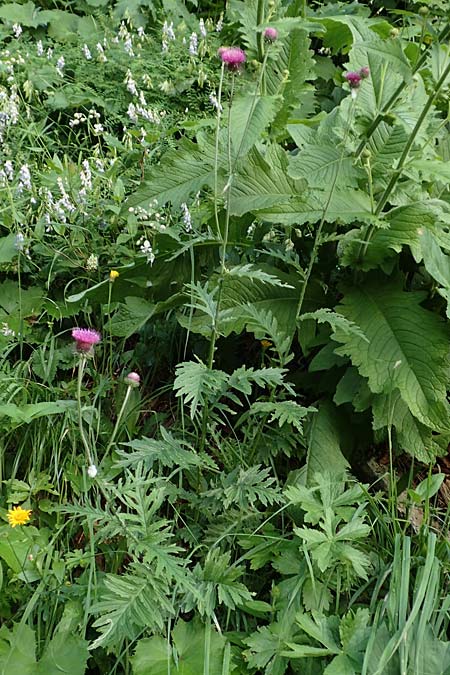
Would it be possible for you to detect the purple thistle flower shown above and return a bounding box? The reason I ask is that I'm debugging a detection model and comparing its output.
[72,328,101,353]
[219,46,246,71]
[359,66,370,79]
[263,27,278,42]
[344,71,362,89]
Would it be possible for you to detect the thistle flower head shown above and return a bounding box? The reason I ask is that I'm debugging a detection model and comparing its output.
[219,46,246,70]
[7,505,31,527]
[344,71,362,89]
[72,328,101,353]
[125,371,140,387]
[359,66,370,79]
[263,27,278,42]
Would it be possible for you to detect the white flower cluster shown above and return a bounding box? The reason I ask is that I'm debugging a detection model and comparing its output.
[162,20,176,52]
[0,86,19,141]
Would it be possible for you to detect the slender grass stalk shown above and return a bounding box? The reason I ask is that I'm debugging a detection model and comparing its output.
[104,384,133,456]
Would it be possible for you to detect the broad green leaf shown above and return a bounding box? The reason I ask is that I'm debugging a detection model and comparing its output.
[305,402,349,485]
[333,276,450,432]
[110,295,182,338]
[126,138,219,209]
[372,390,448,462]
[254,189,375,226]
[265,28,316,133]
[229,93,280,159]
[318,16,411,82]
[227,0,259,53]
[132,620,231,675]
[0,624,36,675]
[0,401,77,426]
[37,633,88,675]
[0,234,18,264]
[179,265,301,339]
[288,144,364,188]
[0,1,44,27]
[229,144,307,216]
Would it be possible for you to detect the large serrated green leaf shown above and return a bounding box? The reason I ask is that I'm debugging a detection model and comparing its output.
[265,28,316,133]
[229,93,281,160]
[372,391,448,461]
[229,144,306,216]
[288,144,364,188]
[126,138,219,209]
[332,276,450,432]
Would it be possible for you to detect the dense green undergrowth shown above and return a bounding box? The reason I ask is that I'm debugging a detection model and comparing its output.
[1,0,450,672]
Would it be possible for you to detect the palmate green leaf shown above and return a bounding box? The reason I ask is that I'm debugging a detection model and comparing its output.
[333,275,450,432]
[288,144,364,189]
[244,623,290,674]
[250,401,314,433]
[193,549,253,615]
[125,138,219,209]
[229,92,281,160]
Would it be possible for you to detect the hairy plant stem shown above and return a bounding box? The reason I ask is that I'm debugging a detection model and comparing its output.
[107,280,114,379]
[358,58,450,262]
[104,384,133,456]
[213,62,225,240]
[77,355,94,467]
[355,22,450,159]
[256,0,266,63]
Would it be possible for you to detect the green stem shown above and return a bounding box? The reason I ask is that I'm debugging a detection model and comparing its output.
[355,22,450,159]
[293,98,356,329]
[256,0,265,62]
[375,60,450,215]
[104,385,133,456]
[358,58,450,263]
[77,356,94,466]
[213,63,225,239]
[107,280,114,379]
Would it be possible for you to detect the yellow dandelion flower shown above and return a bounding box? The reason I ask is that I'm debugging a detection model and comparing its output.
[109,270,119,281]
[7,505,32,528]
[261,340,272,348]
